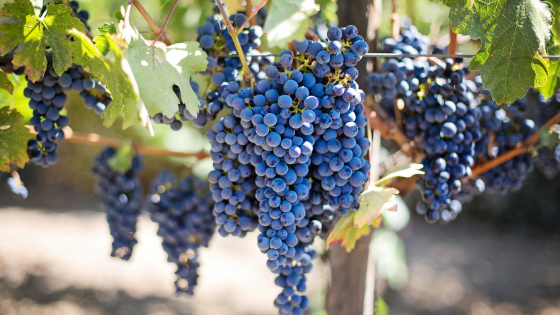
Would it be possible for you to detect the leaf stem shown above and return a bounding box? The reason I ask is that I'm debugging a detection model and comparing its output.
[448,23,458,55]
[132,0,172,46]
[151,0,179,46]
[26,126,209,159]
[237,0,268,33]
[215,0,253,81]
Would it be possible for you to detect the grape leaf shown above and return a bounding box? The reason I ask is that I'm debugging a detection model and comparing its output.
[539,126,560,149]
[538,45,560,99]
[94,23,118,56]
[126,26,208,118]
[375,163,424,185]
[0,107,31,172]
[353,186,399,229]
[264,0,318,48]
[108,141,134,173]
[326,213,371,252]
[0,69,14,94]
[69,29,146,132]
[444,0,554,104]
[0,0,85,82]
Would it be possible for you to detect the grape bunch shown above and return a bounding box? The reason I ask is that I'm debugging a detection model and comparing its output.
[473,98,537,195]
[381,21,430,57]
[146,172,216,295]
[207,24,371,313]
[413,60,483,222]
[369,23,431,120]
[67,0,91,31]
[25,62,72,167]
[91,147,144,261]
[534,91,560,179]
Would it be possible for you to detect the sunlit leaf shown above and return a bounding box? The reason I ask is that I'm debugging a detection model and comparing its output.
[0,107,31,172]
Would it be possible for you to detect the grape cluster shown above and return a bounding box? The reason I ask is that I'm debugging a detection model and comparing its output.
[207,25,371,313]
[534,91,560,179]
[91,147,144,261]
[25,62,73,167]
[381,22,430,57]
[67,0,91,31]
[146,172,216,295]
[197,13,264,56]
[474,99,536,195]
[407,59,482,223]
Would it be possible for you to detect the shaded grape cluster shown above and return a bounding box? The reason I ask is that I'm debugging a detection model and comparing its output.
[91,147,144,261]
[146,172,216,295]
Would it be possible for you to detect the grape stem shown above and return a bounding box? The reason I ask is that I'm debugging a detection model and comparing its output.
[132,0,173,46]
[448,23,458,55]
[151,0,179,46]
[390,0,399,40]
[215,0,268,81]
[26,126,209,159]
[469,111,560,178]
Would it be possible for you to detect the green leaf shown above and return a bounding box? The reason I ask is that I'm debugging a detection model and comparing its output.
[538,45,560,99]
[0,69,14,94]
[0,107,31,172]
[539,126,560,149]
[0,0,86,82]
[126,26,208,118]
[444,0,554,104]
[353,186,399,229]
[263,0,318,48]
[69,29,146,131]
[108,141,135,173]
[93,23,117,56]
[375,163,424,185]
[326,213,371,252]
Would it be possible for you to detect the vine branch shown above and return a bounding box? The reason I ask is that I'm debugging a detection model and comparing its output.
[151,0,179,46]
[131,0,173,46]
[27,126,209,159]
[215,0,256,81]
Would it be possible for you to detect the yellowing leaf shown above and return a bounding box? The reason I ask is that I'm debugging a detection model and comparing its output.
[353,186,399,229]
[376,163,424,185]
[0,107,31,172]
[264,0,318,48]
[326,213,371,252]
[0,0,86,82]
